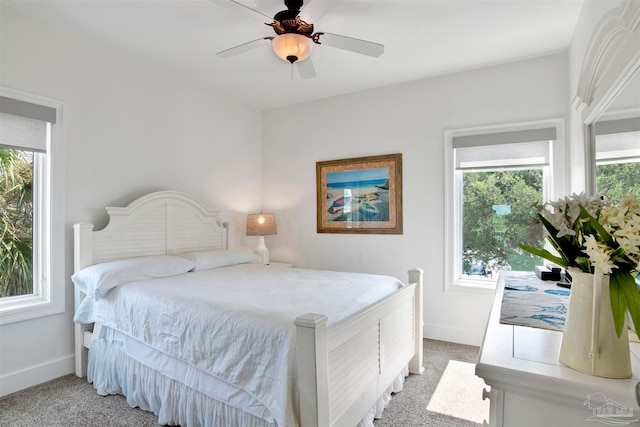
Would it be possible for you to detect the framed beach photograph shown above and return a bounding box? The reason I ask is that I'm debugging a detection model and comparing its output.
[316,153,402,234]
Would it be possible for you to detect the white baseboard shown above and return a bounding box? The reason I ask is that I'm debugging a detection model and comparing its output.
[424,323,484,347]
[0,355,75,397]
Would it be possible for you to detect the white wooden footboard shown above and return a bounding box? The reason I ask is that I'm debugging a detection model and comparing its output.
[295,268,424,427]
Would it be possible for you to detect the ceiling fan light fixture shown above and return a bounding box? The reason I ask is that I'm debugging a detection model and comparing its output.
[272,33,312,63]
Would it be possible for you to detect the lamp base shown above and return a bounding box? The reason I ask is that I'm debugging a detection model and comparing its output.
[255,236,269,265]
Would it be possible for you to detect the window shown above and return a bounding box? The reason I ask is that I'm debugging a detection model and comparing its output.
[0,88,64,324]
[593,117,640,202]
[444,120,564,290]
[0,148,34,297]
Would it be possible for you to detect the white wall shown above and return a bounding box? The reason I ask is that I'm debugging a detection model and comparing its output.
[262,53,569,346]
[0,5,262,395]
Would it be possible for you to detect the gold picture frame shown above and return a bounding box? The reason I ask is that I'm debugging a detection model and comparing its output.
[316,153,403,234]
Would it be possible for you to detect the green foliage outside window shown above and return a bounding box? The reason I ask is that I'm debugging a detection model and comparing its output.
[462,161,639,277]
[0,148,33,298]
[596,162,640,203]
[462,168,545,277]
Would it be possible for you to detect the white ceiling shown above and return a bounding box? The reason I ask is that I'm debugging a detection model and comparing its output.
[6,0,585,110]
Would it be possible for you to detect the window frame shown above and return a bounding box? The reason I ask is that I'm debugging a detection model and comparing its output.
[590,113,640,197]
[444,119,565,292]
[0,87,65,324]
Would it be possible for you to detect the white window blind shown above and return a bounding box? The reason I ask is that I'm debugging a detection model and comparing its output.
[594,118,640,163]
[0,96,56,153]
[453,127,556,170]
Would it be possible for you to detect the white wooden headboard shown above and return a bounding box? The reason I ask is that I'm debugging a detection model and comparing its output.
[73,190,233,376]
[73,191,233,272]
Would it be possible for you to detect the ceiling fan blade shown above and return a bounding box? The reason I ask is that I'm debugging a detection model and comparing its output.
[217,37,273,58]
[317,32,384,57]
[209,0,274,21]
[297,57,316,79]
[299,0,345,23]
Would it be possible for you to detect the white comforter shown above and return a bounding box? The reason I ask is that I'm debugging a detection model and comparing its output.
[74,264,404,427]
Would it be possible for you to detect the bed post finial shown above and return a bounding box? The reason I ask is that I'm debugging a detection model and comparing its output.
[223,222,235,249]
[74,223,94,272]
[294,313,329,427]
[73,222,95,378]
[408,268,424,374]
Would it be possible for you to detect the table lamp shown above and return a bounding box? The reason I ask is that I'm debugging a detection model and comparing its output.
[246,213,277,264]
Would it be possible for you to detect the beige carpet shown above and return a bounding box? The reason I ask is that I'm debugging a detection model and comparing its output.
[0,339,488,427]
[425,360,489,423]
[374,339,489,427]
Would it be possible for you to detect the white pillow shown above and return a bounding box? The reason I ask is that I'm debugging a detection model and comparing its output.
[72,255,196,300]
[179,249,259,271]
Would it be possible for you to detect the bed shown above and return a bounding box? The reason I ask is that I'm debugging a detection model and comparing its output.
[72,190,424,427]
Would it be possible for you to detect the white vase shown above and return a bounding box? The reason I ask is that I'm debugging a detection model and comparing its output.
[559,268,631,378]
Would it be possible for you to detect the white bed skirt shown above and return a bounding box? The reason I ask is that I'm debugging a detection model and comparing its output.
[88,337,407,427]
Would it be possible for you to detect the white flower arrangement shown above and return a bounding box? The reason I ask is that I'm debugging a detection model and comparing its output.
[520,192,640,337]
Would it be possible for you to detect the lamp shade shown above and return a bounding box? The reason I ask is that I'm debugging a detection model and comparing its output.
[246,213,277,236]
[272,33,313,63]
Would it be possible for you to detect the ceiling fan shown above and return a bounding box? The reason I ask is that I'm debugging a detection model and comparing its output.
[215,0,384,79]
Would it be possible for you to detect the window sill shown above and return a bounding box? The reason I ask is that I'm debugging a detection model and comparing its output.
[0,295,64,325]
[448,276,498,294]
